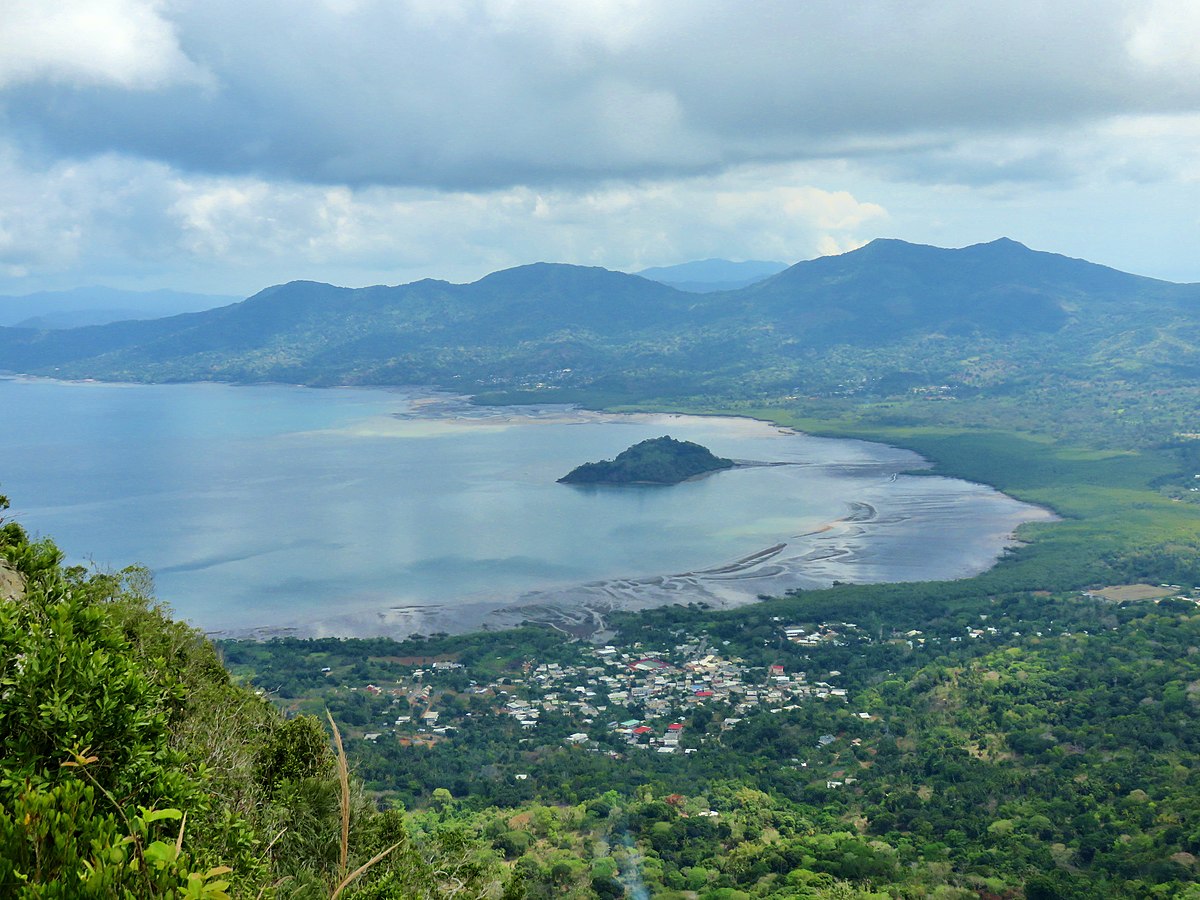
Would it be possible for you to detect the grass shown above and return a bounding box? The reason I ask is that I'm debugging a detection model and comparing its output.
[324,710,401,899]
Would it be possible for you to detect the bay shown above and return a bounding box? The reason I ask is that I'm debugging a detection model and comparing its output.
[0,378,1053,638]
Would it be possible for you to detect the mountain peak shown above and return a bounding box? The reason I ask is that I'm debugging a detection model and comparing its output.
[964,236,1033,254]
[469,262,683,298]
[474,261,624,285]
[852,236,1031,256]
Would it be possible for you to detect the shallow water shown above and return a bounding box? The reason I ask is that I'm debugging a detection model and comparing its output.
[0,378,1053,637]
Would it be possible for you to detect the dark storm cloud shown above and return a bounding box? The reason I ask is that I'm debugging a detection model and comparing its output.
[4,1,1197,191]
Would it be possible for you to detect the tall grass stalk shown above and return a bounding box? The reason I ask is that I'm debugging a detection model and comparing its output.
[323,709,400,898]
[325,709,351,882]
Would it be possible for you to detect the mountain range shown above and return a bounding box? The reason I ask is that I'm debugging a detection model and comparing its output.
[0,286,239,329]
[636,258,787,292]
[1,239,1197,425]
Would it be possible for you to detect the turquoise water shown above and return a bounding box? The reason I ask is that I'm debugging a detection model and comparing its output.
[0,378,1052,637]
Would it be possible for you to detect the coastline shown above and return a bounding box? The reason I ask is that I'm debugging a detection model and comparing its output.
[0,377,1059,643]
[219,482,1055,643]
[204,393,1058,641]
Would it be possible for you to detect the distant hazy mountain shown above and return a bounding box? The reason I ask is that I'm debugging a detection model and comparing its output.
[637,259,788,292]
[1,239,1196,413]
[0,287,240,329]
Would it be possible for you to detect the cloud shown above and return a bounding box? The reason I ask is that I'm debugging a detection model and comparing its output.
[1126,0,1200,77]
[0,0,204,90]
[1098,113,1200,184]
[0,147,886,292]
[3,1,1199,191]
[0,150,185,281]
[0,1,1197,291]
[161,162,888,282]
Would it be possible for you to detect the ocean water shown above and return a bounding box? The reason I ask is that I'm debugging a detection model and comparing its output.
[0,378,1053,637]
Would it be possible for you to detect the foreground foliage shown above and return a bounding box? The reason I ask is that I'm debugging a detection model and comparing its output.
[0,493,511,898]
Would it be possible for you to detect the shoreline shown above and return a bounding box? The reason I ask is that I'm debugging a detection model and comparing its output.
[216,485,1055,644]
[197,393,1057,642]
[0,377,1059,643]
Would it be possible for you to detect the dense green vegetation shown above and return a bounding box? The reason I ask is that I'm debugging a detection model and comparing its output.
[0,494,516,898]
[221,579,1200,897]
[6,236,1200,895]
[558,436,734,485]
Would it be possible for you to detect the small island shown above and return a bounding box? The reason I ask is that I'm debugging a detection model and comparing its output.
[558,435,735,485]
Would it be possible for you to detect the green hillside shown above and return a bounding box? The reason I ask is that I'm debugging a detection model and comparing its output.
[558,436,735,484]
[0,492,519,898]
[3,239,1199,446]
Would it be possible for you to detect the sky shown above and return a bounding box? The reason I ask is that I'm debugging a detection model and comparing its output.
[0,0,1198,298]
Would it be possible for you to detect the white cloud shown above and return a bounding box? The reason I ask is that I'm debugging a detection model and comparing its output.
[1126,0,1200,76]
[0,146,888,293]
[1095,113,1200,184]
[0,150,185,279]
[0,2,1197,291]
[1,138,1196,293]
[168,163,888,278]
[816,235,869,258]
[0,0,205,89]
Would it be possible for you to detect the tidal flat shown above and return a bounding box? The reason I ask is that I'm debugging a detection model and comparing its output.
[0,378,1053,639]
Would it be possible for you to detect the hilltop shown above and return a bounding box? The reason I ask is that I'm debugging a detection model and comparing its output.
[1,238,1199,444]
[557,435,735,485]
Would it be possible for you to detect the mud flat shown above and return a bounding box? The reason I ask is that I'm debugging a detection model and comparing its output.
[0,378,1053,641]
[236,488,1054,642]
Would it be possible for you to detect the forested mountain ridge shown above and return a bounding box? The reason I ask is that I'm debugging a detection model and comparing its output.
[736,237,1192,337]
[2,238,1199,446]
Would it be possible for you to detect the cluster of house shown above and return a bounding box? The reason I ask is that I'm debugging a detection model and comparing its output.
[350,627,871,753]
[783,621,862,646]
[475,367,577,391]
[489,639,850,753]
[785,615,1027,648]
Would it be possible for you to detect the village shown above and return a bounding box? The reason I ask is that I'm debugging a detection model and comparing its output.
[249,602,1095,763]
[337,583,1176,746]
[349,620,876,755]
